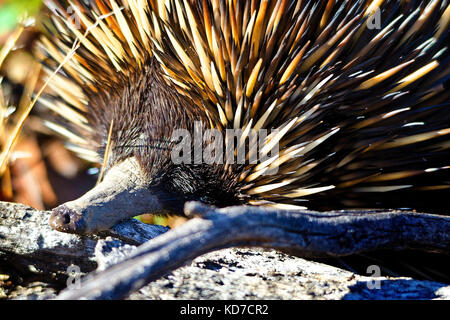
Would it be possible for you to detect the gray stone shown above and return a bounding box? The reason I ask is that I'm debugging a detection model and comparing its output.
[1,201,449,300]
[129,248,450,300]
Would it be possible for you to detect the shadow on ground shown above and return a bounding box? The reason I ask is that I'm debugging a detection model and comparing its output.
[343,279,449,300]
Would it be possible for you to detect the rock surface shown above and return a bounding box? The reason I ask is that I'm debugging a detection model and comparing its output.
[1,201,449,300]
[4,246,450,300]
[128,248,450,300]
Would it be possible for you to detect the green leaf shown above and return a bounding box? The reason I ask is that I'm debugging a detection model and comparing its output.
[0,0,42,33]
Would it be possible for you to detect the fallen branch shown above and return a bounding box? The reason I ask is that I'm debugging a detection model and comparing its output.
[54,202,450,299]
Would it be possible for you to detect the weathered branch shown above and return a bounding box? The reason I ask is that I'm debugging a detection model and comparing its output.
[54,202,450,300]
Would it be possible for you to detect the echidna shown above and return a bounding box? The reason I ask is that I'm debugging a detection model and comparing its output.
[36,0,449,234]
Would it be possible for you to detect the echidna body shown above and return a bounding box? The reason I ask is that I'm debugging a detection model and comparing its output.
[38,0,450,234]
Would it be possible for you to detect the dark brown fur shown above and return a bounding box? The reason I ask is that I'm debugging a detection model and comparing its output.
[86,58,243,209]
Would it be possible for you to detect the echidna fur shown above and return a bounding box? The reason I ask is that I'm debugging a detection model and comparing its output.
[37,0,449,233]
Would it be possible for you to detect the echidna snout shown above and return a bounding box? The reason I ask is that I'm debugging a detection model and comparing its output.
[49,157,177,234]
[50,205,87,234]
